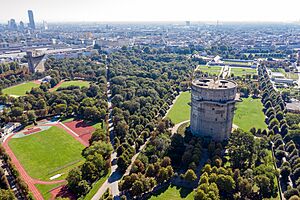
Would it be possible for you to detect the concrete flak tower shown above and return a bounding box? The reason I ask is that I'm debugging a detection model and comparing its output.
[190,79,237,141]
[26,51,46,73]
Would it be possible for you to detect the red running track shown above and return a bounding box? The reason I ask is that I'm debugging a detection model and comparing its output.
[63,120,95,145]
[49,80,65,92]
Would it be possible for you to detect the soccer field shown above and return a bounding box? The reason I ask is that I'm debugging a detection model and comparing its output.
[53,80,90,91]
[2,82,40,96]
[196,65,221,76]
[233,97,267,131]
[230,67,257,77]
[8,126,85,180]
[167,91,191,124]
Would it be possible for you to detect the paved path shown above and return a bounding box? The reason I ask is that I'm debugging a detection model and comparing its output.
[171,120,190,135]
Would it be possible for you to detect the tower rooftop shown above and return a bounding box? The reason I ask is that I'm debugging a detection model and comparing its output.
[192,79,237,90]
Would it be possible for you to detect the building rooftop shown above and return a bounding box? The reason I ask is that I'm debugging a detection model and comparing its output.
[192,79,237,89]
[286,101,300,112]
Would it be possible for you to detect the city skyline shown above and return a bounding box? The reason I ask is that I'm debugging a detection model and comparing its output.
[1,0,300,23]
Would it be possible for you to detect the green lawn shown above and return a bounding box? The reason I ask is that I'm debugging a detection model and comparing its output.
[230,67,257,77]
[9,126,85,180]
[167,91,191,124]
[54,80,89,91]
[233,97,267,131]
[2,82,40,96]
[149,185,194,200]
[83,169,111,200]
[36,183,65,200]
[196,65,221,76]
[177,122,190,135]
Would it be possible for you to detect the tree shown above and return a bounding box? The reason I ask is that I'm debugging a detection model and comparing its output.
[10,107,23,117]
[238,178,252,197]
[0,189,16,200]
[83,141,113,159]
[194,183,220,200]
[77,180,90,195]
[280,166,291,180]
[289,195,300,200]
[131,159,145,173]
[66,167,82,193]
[161,157,171,167]
[183,169,197,182]
[27,111,36,123]
[131,180,144,197]
[117,154,130,172]
[53,104,67,114]
[254,175,271,198]
[284,188,300,200]
[89,128,107,145]
[228,129,255,169]
[157,167,170,183]
[216,174,235,195]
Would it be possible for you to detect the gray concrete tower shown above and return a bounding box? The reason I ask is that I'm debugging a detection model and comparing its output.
[190,79,237,141]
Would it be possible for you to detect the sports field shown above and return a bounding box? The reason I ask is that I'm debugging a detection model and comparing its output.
[53,80,89,91]
[8,126,85,180]
[196,65,221,76]
[230,67,257,77]
[167,91,191,124]
[233,97,267,131]
[149,185,194,200]
[2,81,40,96]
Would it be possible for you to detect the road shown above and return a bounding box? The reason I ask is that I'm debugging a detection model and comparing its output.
[297,66,300,87]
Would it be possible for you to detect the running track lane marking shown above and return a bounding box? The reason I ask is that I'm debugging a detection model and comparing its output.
[58,122,79,137]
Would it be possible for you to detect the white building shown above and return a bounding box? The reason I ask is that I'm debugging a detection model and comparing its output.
[0,122,21,137]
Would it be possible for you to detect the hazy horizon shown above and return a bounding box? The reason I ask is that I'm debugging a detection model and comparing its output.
[1,0,300,23]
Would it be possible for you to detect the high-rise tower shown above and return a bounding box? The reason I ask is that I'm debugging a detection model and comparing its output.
[190,79,237,141]
[28,10,36,29]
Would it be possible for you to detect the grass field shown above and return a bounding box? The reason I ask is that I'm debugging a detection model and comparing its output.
[36,183,64,200]
[167,91,191,124]
[196,65,221,76]
[149,185,194,200]
[54,80,89,91]
[230,67,257,77]
[233,97,267,131]
[9,126,85,180]
[2,81,40,96]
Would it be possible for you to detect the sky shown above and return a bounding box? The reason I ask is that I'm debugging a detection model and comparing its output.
[0,0,300,23]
